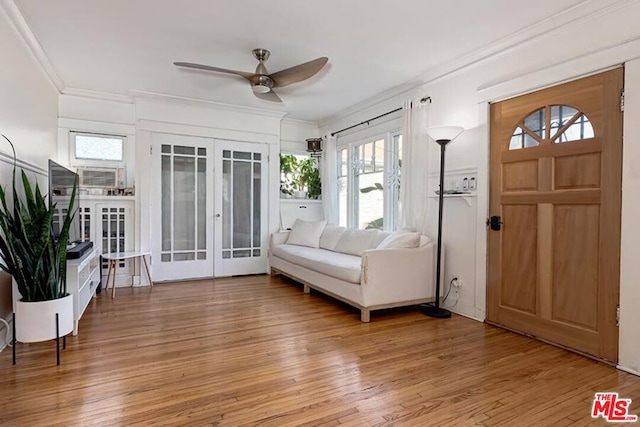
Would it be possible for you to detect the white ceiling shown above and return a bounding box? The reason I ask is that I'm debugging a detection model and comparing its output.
[15,0,588,122]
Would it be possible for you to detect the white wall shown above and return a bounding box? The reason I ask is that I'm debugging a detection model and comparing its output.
[320,2,640,373]
[281,119,319,153]
[619,59,640,376]
[0,5,59,348]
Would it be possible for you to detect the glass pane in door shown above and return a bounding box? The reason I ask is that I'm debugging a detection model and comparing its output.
[161,145,207,262]
[221,149,263,260]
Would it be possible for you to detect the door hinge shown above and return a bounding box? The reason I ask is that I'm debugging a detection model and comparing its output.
[616,305,620,327]
[150,145,153,155]
[621,90,625,112]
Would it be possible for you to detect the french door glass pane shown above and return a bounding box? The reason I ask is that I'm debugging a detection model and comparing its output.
[233,160,252,249]
[173,157,195,251]
[161,156,171,251]
[253,162,261,247]
[222,159,231,250]
[161,144,207,263]
[197,158,206,250]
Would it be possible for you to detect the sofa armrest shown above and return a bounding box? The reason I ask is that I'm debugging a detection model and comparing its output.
[360,243,436,306]
[270,231,290,248]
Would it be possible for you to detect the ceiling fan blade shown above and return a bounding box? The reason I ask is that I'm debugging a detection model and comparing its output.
[254,90,282,103]
[270,57,328,88]
[174,62,255,80]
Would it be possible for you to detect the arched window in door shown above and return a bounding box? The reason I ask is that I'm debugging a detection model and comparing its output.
[509,105,594,150]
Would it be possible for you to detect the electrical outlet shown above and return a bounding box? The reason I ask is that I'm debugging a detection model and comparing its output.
[450,275,463,288]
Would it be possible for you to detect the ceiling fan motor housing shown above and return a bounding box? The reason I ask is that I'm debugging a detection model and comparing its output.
[251,74,274,93]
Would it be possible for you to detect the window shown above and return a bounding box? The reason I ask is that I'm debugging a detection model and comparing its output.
[337,132,402,230]
[509,105,594,150]
[280,153,321,199]
[71,132,125,166]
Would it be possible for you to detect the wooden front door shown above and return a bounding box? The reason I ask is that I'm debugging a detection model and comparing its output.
[487,68,623,363]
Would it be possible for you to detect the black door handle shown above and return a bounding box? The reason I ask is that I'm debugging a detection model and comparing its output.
[487,216,503,231]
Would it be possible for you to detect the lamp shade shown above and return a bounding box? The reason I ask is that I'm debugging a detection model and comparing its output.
[427,126,464,143]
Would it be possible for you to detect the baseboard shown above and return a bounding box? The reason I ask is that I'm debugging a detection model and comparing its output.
[617,364,640,378]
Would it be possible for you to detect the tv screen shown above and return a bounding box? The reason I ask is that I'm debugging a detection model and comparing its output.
[49,160,81,244]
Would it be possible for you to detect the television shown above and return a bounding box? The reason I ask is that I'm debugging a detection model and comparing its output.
[48,160,81,245]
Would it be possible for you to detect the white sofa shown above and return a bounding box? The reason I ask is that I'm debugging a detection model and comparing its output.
[269,221,437,322]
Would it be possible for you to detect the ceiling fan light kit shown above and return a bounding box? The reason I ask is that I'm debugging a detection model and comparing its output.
[174,48,328,102]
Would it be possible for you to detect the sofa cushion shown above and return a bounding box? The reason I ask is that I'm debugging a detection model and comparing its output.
[377,232,420,249]
[372,231,391,248]
[319,226,347,251]
[334,228,381,256]
[272,244,362,283]
[286,219,327,248]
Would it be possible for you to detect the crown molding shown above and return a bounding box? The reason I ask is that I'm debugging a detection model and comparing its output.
[62,87,133,104]
[320,0,638,127]
[281,117,319,127]
[0,0,64,92]
[128,90,288,119]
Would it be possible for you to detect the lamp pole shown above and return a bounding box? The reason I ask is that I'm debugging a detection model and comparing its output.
[423,139,451,318]
[422,126,463,319]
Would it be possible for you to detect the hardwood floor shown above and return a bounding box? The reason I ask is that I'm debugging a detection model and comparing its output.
[1,275,639,426]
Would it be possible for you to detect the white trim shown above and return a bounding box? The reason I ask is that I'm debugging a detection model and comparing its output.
[617,364,640,378]
[0,0,64,92]
[58,118,136,136]
[0,150,47,176]
[282,117,319,127]
[137,119,280,145]
[62,87,133,104]
[129,90,288,120]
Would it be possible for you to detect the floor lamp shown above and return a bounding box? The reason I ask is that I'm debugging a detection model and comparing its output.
[423,125,464,319]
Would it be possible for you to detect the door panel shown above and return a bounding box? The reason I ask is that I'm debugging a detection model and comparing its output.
[214,140,268,277]
[152,133,214,281]
[488,68,623,362]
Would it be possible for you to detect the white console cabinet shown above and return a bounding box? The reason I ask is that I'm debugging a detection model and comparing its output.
[66,246,101,335]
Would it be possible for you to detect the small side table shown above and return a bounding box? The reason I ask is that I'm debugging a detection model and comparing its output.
[102,251,154,298]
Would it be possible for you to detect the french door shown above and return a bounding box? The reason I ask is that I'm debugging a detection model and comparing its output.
[152,133,214,281]
[487,68,623,362]
[214,140,268,276]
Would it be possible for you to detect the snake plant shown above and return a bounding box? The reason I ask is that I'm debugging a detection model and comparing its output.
[0,135,77,302]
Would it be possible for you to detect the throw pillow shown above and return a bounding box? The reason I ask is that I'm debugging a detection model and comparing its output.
[319,226,347,251]
[334,229,381,256]
[376,232,420,249]
[286,219,327,248]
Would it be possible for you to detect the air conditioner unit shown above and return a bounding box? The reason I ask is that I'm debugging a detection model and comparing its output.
[77,167,125,188]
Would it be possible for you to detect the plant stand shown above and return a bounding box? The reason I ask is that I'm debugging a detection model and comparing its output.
[12,312,68,366]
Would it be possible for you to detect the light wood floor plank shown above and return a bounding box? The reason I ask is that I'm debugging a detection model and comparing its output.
[1,276,639,426]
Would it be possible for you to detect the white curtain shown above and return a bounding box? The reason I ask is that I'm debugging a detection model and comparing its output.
[321,135,339,224]
[399,97,431,234]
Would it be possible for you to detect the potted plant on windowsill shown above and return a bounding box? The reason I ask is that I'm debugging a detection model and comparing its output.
[0,136,77,345]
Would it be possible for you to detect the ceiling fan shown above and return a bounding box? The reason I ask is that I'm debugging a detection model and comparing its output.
[174,48,328,102]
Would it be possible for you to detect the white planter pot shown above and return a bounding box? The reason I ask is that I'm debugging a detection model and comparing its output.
[294,190,307,199]
[15,294,73,343]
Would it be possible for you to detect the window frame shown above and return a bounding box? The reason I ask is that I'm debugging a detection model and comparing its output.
[70,131,126,168]
[337,130,402,231]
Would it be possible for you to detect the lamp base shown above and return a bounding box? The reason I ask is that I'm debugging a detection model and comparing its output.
[421,303,452,319]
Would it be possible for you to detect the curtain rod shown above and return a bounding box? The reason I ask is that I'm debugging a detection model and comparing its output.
[330,96,431,137]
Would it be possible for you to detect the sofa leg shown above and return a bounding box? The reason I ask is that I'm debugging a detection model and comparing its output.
[360,309,370,323]
[303,284,310,294]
